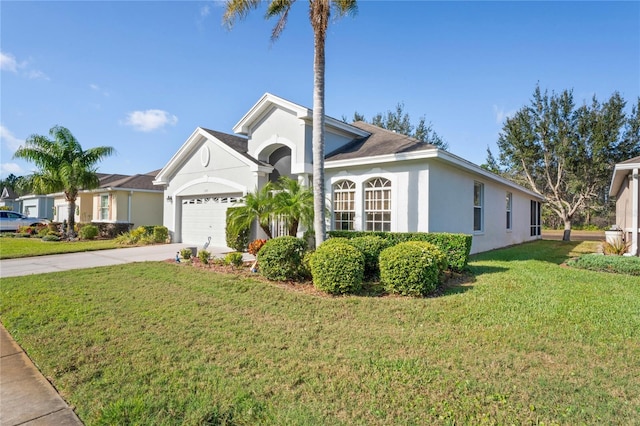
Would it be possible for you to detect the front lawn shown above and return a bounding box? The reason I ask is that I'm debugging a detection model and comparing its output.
[0,236,121,259]
[1,240,638,424]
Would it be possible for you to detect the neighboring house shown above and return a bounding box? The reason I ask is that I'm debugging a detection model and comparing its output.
[51,171,163,228]
[154,93,544,253]
[609,156,639,256]
[0,187,19,210]
[17,194,54,220]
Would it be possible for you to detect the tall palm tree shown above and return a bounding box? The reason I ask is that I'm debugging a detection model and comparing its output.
[223,0,357,249]
[13,125,115,237]
[228,182,276,239]
[273,176,314,236]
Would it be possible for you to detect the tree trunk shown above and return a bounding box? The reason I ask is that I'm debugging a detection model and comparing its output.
[311,2,328,249]
[67,198,76,239]
[562,219,572,241]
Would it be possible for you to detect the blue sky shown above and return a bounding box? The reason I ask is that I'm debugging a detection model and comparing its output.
[1,1,638,179]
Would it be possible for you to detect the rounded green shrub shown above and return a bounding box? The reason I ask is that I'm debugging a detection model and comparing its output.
[153,226,169,243]
[79,224,99,240]
[300,251,314,280]
[311,241,364,295]
[42,234,61,242]
[257,236,306,281]
[180,248,193,260]
[347,235,392,279]
[199,249,211,265]
[225,252,243,267]
[379,241,446,296]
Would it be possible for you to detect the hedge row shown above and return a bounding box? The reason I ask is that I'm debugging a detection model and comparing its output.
[328,230,472,272]
[257,235,451,297]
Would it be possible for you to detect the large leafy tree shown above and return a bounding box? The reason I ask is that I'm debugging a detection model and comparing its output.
[496,85,639,241]
[13,126,115,237]
[223,0,357,249]
[350,103,449,150]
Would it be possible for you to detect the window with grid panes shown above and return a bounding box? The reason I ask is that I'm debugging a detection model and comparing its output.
[365,178,391,231]
[333,180,355,230]
[100,194,109,221]
[474,182,484,232]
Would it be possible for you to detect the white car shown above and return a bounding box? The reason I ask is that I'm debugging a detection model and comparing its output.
[0,211,50,232]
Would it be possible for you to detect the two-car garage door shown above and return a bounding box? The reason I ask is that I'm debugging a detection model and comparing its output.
[181,195,242,246]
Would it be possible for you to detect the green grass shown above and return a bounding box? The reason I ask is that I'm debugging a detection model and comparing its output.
[1,240,639,425]
[0,236,121,259]
[567,253,640,275]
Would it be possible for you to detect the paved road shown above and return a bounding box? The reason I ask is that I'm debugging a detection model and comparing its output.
[0,243,238,278]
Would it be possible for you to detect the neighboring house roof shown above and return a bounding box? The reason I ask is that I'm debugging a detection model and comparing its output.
[99,172,161,191]
[1,186,17,200]
[326,121,435,161]
[609,155,640,197]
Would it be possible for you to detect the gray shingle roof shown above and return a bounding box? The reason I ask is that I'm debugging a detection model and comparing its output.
[201,127,270,167]
[620,155,640,165]
[98,172,160,191]
[1,186,17,200]
[326,121,436,161]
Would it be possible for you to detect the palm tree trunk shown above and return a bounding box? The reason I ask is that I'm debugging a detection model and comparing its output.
[312,0,328,249]
[67,197,76,238]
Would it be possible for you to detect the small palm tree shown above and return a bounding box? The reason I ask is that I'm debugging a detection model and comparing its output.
[228,182,276,239]
[273,176,314,236]
[14,125,115,237]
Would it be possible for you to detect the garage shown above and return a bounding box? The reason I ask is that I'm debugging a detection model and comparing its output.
[180,195,242,246]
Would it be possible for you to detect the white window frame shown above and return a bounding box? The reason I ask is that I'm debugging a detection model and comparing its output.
[333,180,356,231]
[364,178,391,232]
[473,182,484,233]
[506,192,513,231]
[99,194,109,221]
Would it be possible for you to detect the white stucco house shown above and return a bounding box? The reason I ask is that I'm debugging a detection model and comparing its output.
[153,93,544,254]
[609,156,639,256]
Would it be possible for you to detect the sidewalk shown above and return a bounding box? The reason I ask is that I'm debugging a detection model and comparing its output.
[0,324,83,425]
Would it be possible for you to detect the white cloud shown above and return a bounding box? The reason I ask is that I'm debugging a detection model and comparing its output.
[90,83,110,97]
[0,52,19,72]
[1,163,25,176]
[0,125,25,152]
[200,4,210,17]
[1,50,48,80]
[27,69,50,81]
[123,109,178,132]
[493,105,516,125]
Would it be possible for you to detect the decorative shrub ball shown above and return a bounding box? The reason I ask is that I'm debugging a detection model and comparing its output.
[347,235,392,279]
[79,224,99,240]
[379,241,446,296]
[257,236,307,281]
[224,252,243,267]
[152,226,169,243]
[311,241,364,295]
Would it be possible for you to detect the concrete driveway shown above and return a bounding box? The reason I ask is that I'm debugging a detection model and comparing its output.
[0,243,237,278]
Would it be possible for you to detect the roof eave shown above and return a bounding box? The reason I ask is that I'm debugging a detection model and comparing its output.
[609,162,639,197]
[326,149,545,200]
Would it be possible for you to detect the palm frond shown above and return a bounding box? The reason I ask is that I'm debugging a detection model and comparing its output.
[223,0,262,28]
